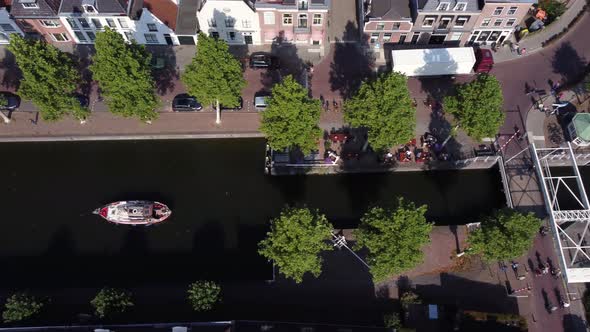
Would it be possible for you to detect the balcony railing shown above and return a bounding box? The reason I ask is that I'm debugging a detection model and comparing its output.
[294,26,310,33]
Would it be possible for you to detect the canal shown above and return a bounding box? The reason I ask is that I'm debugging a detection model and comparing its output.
[0,139,506,288]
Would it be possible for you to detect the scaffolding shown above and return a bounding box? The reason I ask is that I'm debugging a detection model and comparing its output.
[531,142,590,283]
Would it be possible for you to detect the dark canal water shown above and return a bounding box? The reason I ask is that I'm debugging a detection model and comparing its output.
[0,139,506,288]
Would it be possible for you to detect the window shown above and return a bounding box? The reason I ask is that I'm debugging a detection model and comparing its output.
[437,2,449,10]
[312,40,320,45]
[87,31,96,41]
[22,2,38,8]
[105,18,116,28]
[313,14,322,25]
[455,16,468,27]
[208,18,216,27]
[454,2,467,11]
[263,12,275,25]
[227,31,236,40]
[118,19,129,29]
[383,32,392,42]
[392,22,401,30]
[283,13,293,25]
[83,5,95,13]
[450,32,462,40]
[477,30,490,41]
[376,22,385,30]
[399,33,407,43]
[91,19,102,29]
[370,32,379,43]
[77,18,90,29]
[39,20,60,27]
[144,33,158,43]
[507,6,518,15]
[411,32,420,44]
[298,14,308,28]
[242,19,252,28]
[423,17,435,27]
[481,18,491,27]
[493,19,503,27]
[66,18,79,30]
[0,24,15,32]
[74,31,86,42]
[51,33,69,42]
[438,17,451,29]
[210,31,219,39]
[493,7,504,15]
[147,23,158,31]
[224,18,235,28]
[506,18,516,27]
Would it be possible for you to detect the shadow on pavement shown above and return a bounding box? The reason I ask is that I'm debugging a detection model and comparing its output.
[552,42,588,85]
[563,313,588,332]
[147,45,179,96]
[0,48,22,90]
[329,21,374,99]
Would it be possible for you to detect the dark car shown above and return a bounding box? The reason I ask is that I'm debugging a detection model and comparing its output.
[249,52,278,69]
[0,91,20,110]
[172,94,202,112]
[220,96,243,111]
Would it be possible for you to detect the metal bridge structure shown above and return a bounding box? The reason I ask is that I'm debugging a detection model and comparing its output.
[531,142,590,283]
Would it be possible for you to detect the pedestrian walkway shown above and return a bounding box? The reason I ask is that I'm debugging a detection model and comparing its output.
[492,0,588,63]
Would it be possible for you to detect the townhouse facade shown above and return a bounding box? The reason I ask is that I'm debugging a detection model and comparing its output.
[363,0,413,46]
[196,0,261,45]
[468,0,533,46]
[11,0,74,44]
[412,0,481,46]
[0,1,24,44]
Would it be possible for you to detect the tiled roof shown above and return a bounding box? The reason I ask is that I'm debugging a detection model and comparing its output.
[59,0,127,14]
[144,0,177,30]
[419,0,481,12]
[367,0,412,19]
[10,0,62,17]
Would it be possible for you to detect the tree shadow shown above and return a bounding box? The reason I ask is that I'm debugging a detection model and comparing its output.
[147,45,179,96]
[0,47,22,90]
[72,45,95,98]
[563,313,587,332]
[552,42,588,84]
[329,21,374,99]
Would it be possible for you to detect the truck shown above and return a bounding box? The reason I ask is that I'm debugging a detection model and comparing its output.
[390,47,493,77]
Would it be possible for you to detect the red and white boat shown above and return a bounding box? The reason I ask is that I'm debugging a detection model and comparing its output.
[93,201,171,225]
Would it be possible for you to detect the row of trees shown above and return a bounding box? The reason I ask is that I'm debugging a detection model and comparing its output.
[7,32,245,124]
[258,203,541,284]
[2,282,221,323]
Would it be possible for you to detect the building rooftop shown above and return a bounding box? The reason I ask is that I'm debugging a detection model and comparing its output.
[367,0,412,20]
[144,0,177,30]
[419,0,481,12]
[255,0,329,9]
[58,0,128,14]
[10,0,62,17]
[573,113,590,142]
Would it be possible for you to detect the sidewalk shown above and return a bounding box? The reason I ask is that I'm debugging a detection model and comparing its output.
[492,0,588,63]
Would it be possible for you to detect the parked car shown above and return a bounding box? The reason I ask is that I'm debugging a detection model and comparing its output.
[473,48,494,73]
[0,91,20,110]
[249,52,278,69]
[220,96,243,111]
[172,94,202,112]
[254,94,270,111]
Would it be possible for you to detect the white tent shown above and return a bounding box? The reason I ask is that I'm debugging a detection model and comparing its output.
[391,47,476,76]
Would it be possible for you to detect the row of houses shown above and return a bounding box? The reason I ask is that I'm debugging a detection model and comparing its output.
[363,0,535,59]
[0,0,330,47]
[0,0,533,53]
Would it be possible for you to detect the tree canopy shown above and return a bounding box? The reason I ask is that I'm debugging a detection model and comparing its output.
[344,72,415,151]
[258,207,333,283]
[260,75,322,154]
[354,198,433,283]
[468,208,541,261]
[443,74,505,141]
[2,293,43,323]
[90,27,158,121]
[8,35,88,121]
[90,287,133,318]
[182,33,245,108]
[187,280,221,311]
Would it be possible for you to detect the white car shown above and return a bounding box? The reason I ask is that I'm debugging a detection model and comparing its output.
[254,95,269,111]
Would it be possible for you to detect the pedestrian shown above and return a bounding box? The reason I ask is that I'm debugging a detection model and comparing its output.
[520,47,527,55]
[512,262,519,270]
[511,42,518,53]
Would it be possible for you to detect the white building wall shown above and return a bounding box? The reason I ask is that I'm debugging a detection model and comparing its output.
[197,0,261,45]
[59,9,178,45]
[0,8,24,44]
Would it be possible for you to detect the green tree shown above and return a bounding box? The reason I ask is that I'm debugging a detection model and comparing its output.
[400,291,422,310]
[90,287,133,318]
[182,33,245,125]
[0,94,10,123]
[354,198,433,283]
[8,35,88,122]
[443,74,505,141]
[2,293,43,323]
[260,75,322,154]
[383,312,402,329]
[258,207,333,283]
[90,28,158,122]
[344,72,415,151]
[187,280,221,311]
[539,0,566,20]
[468,208,541,261]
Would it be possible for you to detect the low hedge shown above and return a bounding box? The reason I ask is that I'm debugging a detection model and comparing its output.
[542,5,589,47]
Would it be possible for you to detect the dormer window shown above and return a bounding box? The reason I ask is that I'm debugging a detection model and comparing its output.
[20,0,39,9]
[83,5,96,13]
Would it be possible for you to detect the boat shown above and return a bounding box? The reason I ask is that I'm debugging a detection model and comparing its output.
[93,201,171,225]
